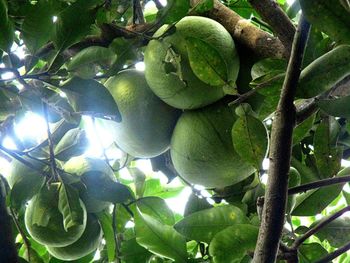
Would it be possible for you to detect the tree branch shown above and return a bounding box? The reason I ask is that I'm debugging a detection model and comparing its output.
[252,16,310,263]
[248,0,296,53]
[292,205,350,249]
[288,175,350,195]
[191,0,288,58]
[315,240,350,263]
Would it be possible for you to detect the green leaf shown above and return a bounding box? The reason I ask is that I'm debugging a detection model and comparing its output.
[209,224,259,263]
[317,94,350,119]
[292,184,343,216]
[83,176,134,204]
[297,45,350,98]
[184,193,212,216]
[54,128,88,161]
[298,243,328,263]
[174,205,249,243]
[66,46,117,78]
[232,104,269,169]
[21,1,55,52]
[136,196,175,225]
[60,77,121,121]
[251,58,287,79]
[96,211,116,262]
[313,218,350,248]
[313,117,342,179]
[300,0,350,44]
[135,210,188,262]
[185,37,228,87]
[31,186,58,227]
[53,0,100,51]
[114,204,132,233]
[159,0,190,23]
[292,112,315,145]
[128,167,146,198]
[120,238,152,263]
[58,183,85,231]
[0,0,14,51]
[192,0,214,13]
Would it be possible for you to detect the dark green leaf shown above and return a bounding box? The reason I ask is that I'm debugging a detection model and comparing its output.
[21,1,55,52]
[184,193,212,216]
[60,77,121,121]
[135,210,188,262]
[300,0,350,44]
[66,46,117,78]
[317,94,350,119]
[174,205,249,243]
[53,0,100,51]
[186,37,228,87]
[136,196,175,225]
[313,218,350,248]
[158,0,190,23]
[292,184,343,216]
[120,238,152,263]
[58,183,85,231]
[313,117,342,179]
[293,112,315,145]
[232,104,268,169]
[96,211,116,262]
[0,0,14,51]
[209,224,259,263]
[54,128,87,161]
[251,58,287,79]
[298,243,328,263]
[192,0,214,13]
[297,45,350,98]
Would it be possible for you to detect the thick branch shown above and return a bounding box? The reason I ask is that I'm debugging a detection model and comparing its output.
[252,16,310,263]
[0,179,19,263]
[248,0,296,53]
[292,205,350,249]
[192,0,288,58]
[288,175,350,195]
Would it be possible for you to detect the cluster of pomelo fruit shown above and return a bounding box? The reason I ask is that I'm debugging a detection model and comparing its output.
[8,16,259,262]
[106,16,256,189]
[8,157,119,261]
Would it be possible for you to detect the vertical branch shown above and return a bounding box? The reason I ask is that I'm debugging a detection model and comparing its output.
[0,179,19,263]
[252,15,311,263]
[133,0,145,24]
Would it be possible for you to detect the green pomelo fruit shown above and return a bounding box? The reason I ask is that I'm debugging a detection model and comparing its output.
[25,185,87,247]
[170,101,255,188]
[46,214,102,261]
[64,156,117,213]
[144,16,239,109]
[105,69,180,158]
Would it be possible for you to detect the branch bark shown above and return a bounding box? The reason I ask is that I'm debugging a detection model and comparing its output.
[315,240,350,263]
[252,16,310,263]
[292,205,350,249]
[248,0,296,53]
[192,0,288,58]
[288,174,350,195]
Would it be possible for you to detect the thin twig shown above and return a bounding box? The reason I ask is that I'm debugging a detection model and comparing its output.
[42,102,59,182]
[288,175,350,195]
[252,16,310,263]
[132,0,145,24]
[10,207,31,261]
[292,205,350,249]
[315,240,350,263]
